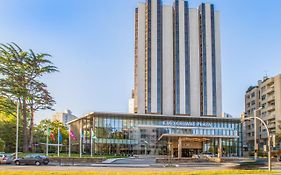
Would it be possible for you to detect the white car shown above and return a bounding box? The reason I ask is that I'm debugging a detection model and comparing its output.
[192,154,200,159]
[277,155,281,162]
[201,152,214,158]
[0,153,13,164]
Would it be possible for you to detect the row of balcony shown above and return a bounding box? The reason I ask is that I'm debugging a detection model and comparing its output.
[261,86,274,95]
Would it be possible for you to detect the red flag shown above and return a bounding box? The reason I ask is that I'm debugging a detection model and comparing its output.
[50,132,55,142]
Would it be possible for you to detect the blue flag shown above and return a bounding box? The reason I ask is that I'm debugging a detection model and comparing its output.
[58,130,63,143]
[81,130,84,140]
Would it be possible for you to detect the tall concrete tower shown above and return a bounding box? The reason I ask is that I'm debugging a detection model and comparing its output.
[134,0,222,117]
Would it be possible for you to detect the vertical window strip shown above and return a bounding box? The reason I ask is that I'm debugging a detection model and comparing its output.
[184,1,190,115]
[134,8,138,113]
[211,4,217,116]
[174,0,180,114]
[145,0,152,113]
[157,0,163,113]
[201,3,207,115]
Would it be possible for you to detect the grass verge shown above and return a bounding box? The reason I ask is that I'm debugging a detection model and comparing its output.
[0,171,280,175]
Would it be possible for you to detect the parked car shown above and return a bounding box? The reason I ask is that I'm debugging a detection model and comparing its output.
[192,154,200,159]
[0,153,13,164]
[201,152,214,158]
[277,155,281,162]
[14,154,49,166]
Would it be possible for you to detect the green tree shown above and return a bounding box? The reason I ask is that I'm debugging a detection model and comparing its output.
[25,49,57,151]
[0,112,23,153]
[27,81,56,151]
[0,96,16,117]
[0,138,5,152]
[0,43,58,152]
[34,120,68,153]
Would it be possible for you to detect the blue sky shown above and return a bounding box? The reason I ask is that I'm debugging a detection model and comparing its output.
[0,0,280,122]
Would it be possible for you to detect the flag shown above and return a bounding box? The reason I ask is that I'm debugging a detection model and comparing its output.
[69,130,77,141]
[58,129,63,143]
[48,129,55,142]
[81,130,84,141]
[91,129,97,140]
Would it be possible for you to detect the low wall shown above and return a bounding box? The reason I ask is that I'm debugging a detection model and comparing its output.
[207,157,249,163]
[49,157,106,164]
[156,157,247,164]
[156,158,206,164]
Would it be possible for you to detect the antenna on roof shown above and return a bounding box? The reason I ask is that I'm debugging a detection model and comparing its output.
[263,70,268,80]
[264,70,268,77]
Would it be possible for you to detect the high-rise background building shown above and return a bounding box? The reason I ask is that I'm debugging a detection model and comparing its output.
[52,109,77,126]
[243,74,281,151]
[133,0,222,117]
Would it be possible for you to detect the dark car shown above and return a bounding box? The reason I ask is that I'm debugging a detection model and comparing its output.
[14,154,49,166]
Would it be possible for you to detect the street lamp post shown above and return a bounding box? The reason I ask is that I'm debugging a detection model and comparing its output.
[254,107,262,160]
[242,115,271,171]
[144,140,148,156]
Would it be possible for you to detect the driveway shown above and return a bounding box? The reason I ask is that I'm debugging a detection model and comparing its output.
[112,157,155,164]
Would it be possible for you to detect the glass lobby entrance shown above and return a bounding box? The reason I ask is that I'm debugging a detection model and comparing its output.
[163,135,240,158]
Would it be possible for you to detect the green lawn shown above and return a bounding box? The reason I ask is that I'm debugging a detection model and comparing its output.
[0,170,280,175]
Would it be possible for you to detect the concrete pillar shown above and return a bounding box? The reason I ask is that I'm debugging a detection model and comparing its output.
[168,142,174,158]
[178,137,182,158]
[117,144,120,154]
[202,141,205,152]
[218,138,222,158]
[94,143,98,154]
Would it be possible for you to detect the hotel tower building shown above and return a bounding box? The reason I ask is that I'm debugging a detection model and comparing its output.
[69,0,242,157]
[134,0,222,117]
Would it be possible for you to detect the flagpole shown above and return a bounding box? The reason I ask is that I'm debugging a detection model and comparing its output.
[46,126,49,156]
[90,128,93,157]
[57,127,60,157]
[80,128,82,158]
[68,125,71,158]
[15,99,20,160]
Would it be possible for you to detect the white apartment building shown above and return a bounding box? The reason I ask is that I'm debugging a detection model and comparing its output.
[52,109,77,126]
[244,75,281,151]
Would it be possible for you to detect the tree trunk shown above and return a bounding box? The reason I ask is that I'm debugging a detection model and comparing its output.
[22,98,28,152]
[29,106,34,152]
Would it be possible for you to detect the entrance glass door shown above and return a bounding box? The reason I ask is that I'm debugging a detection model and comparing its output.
[182,149,202,157]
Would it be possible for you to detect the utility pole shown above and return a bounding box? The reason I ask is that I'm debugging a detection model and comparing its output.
[15,100,20,160]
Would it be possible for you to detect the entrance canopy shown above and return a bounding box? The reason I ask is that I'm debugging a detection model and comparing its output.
[158,133,239,142]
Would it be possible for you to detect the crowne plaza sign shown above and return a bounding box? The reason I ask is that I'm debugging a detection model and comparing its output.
[163,121,213,127]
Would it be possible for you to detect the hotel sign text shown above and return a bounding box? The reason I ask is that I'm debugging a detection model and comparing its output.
[163,121,212,127]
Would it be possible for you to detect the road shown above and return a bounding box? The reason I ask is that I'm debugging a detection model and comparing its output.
[0,158,280,172]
